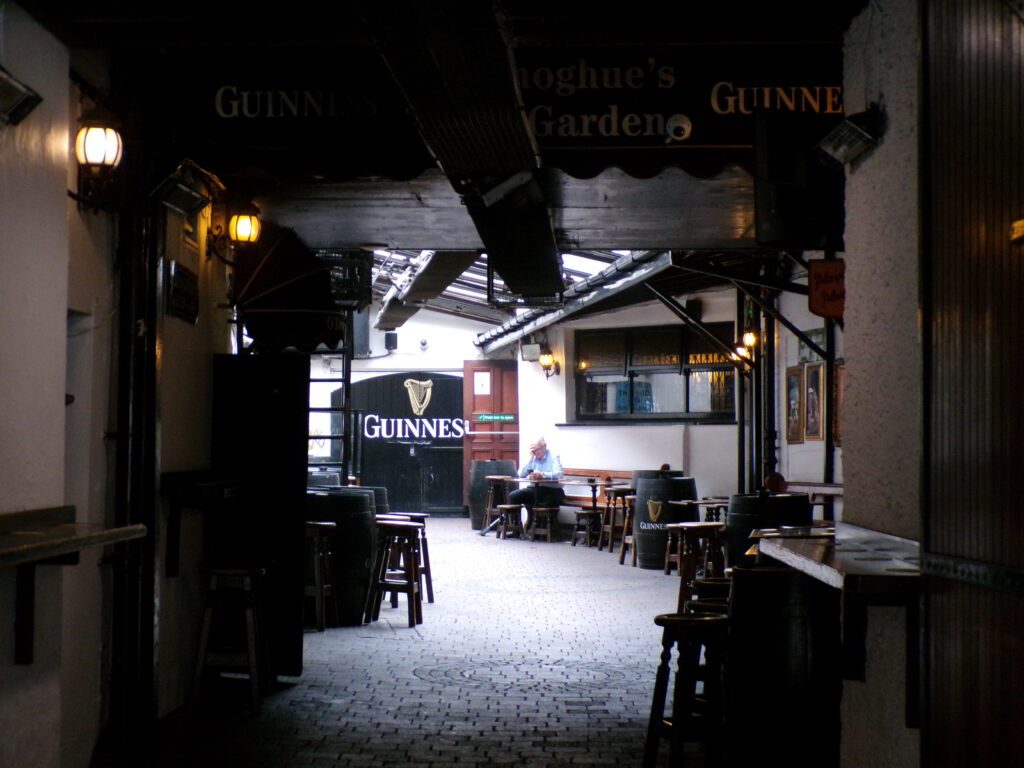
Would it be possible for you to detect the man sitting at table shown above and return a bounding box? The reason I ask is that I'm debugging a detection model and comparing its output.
[508,437,566,532]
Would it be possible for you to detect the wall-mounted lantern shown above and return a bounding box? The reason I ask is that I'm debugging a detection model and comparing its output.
[539,348,560,379]
[72,108,123,210]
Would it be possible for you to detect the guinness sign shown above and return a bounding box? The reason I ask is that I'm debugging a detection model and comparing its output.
[351,372,465,513]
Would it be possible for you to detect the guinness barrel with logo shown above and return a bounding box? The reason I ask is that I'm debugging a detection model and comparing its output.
[725,491,812,567]
[633,476,698,569]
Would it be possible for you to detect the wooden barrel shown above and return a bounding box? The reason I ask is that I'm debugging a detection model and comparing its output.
[630,468,686,489]
[725,492,811,567]
[726,566,841,767]
[305,490,377,625]
[468,459,516,530]
[633,476,698,569]
[356,485,390,515]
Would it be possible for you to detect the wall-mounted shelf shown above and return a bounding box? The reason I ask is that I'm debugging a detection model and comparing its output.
[0,506,147,664]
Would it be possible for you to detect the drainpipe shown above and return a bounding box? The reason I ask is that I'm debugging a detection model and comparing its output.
[736,290,746,493]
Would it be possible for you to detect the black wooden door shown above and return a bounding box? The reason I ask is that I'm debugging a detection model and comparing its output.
[352,371,464,512]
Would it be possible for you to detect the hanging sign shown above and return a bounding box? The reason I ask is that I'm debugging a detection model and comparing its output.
[808,259,846,319]
[515,43,843,176]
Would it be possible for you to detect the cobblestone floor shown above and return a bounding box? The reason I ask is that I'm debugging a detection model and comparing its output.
[156,517,691,767]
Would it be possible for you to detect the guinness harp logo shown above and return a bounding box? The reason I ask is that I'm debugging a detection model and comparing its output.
[404,379,433,416]
[647,499,663,523]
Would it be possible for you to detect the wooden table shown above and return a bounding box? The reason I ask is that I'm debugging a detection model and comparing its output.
[668,497,729,522]
[756,522,921,726]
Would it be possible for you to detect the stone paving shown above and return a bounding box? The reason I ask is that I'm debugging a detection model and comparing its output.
[156,517,692,767]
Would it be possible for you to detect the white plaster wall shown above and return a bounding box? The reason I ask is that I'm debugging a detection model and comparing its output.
[359,304,499,372]
[842,0,921,542]
[0,5,70,768]
[60,75,119,767]
[515,289,740,499]
[160,207,233,473]
[775,283,845,489]
[156,206,233,718]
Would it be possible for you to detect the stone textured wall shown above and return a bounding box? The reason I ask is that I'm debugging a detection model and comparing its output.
[843,0,922,541]
[840,2,922,768]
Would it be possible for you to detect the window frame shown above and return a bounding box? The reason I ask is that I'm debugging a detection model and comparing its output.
[573,324,736,424]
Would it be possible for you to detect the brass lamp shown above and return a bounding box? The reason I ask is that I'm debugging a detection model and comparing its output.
[539,349,560,379]
[228,207,261,244]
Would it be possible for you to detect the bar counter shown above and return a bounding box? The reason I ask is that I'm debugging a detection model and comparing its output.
[757,521,921,727]
[756,522,920,595]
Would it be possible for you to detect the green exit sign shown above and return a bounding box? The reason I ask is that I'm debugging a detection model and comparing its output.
[477,413,515,422]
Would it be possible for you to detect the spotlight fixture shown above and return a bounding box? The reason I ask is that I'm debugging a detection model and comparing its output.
[0,65,42,127]
[817,103,886,166]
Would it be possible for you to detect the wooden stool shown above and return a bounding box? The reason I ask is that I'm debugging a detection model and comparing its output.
[572,508,602,546]
[365,519,424,627]
[528,506,558,542]
[391,511,434,603]
[644,613,728,768]
[666,522,726,612]
[194,566,269,712]
[496,504,523,539]
[304,521,337,631]
[619,495,638,566]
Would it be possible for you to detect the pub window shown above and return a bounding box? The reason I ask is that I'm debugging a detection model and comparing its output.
[574,324,735,422]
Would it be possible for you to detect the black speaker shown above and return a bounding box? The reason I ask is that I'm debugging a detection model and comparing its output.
[353,307,370,358]
[754,112,845,251]
[384,331,398,351]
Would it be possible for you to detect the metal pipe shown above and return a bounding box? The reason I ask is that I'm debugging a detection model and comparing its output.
[736,289,746,494]
[342,309,354,481]
[751,301,762,491]
[764,302,778,477]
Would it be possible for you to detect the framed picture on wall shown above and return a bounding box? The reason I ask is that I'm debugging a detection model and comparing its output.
[804,361,825,440]
[785,366,804,444]
[834,359,845,446]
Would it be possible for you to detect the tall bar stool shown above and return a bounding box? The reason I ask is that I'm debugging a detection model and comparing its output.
[303,521,337,631]
[666,522,726,611]
[194,566,270,712]
[643,613,728,768]
[599,485,634,552]
[364,519,423,627]
[389,511,434,603]
[481,475,511,533]
[618,495,638,566]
